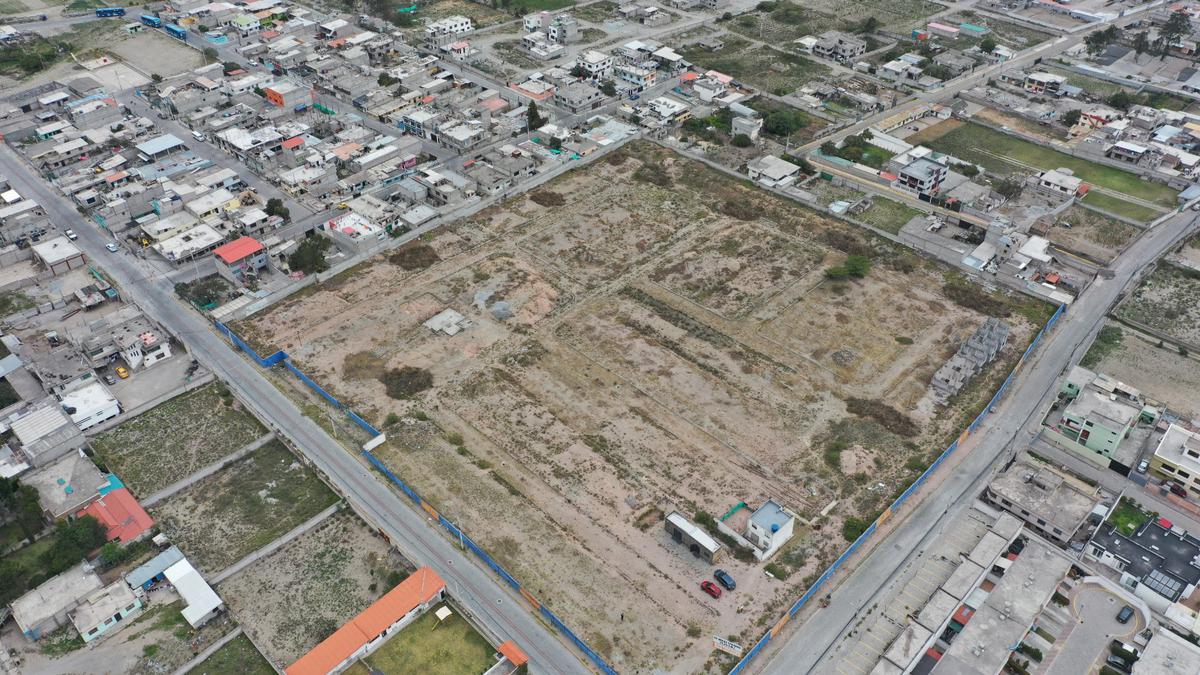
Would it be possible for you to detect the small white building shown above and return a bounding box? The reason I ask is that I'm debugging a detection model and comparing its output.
[747,155,802,188]
[745,500,796,560]
[58,381,120,431]
[163,558,223,628]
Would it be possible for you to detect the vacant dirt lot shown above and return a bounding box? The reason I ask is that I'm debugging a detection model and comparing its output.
[219,511,408,669]
[238,142,1045,672]
[91,382,266,497]
[1049,206,1139,263]
[1093,328,1200,418]
[1116,262,1200,347]
[150,440,339,574]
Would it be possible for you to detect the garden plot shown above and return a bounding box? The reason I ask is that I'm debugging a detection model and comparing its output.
[728,0,942,43]
[1091,328,1200,418]
[219,511,409,668]
[90,383,265,497]
[190,633,274,675]
[1115,263,1200,347]
[240,141,1048,673]
[1046,206,1138,263]
[149,440,339,574]
[940,12,1054,48]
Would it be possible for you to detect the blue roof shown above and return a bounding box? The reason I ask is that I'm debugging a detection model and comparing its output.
[126,545,185,588]
[1179,184,1200,200]
[98,473,125,496]
[135,134,185,157]
[750,500,793,531]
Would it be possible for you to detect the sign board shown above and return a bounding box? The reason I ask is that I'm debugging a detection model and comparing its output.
[713,636,743,657]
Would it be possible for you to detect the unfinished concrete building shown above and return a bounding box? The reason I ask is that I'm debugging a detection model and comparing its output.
[930,317,1009,405]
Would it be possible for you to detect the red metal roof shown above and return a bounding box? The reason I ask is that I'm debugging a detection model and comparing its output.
[286,567,446,675]
[281,136,305,150]
[78,488,154,543]
[213,236,265,264]
[498,641,529,666]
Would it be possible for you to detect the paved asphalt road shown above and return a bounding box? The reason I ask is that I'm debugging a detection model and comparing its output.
[0,143,589,675]
[756,203,1198,673]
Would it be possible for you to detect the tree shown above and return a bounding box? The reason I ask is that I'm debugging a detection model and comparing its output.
[1133,31,1150,62]
[288,236,332,275]
[526,101,545,130]
[854,16,879,34]
[222,61,241,74]
[1060,109,1082,127]
[569,63,587,78]
[1162,11,1192,49]
[994,177,1024,199]
[549,136,563,150]
[1084,26,1117,56]
[151,73,163,83]
[264,197,289,222]
[820,141,838,156]
[1107,91,1135,111]
[599,80,617,97]
[731,133,753,147]
[979,36,997,54]
[202,47,218,63]
[762,108,807,137]
[377,72,397,87]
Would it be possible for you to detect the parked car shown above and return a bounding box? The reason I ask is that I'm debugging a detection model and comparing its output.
[1105,655,1131,673]
[1137,459,1149,473]
[103,374,116,385]
[714,569,736,591]
[105,242,119,252]
[64,229,77,240]
[1116,605,1134,624]
[1169,482,1188,497]
[115,365,129,379]
[700,580,721,599]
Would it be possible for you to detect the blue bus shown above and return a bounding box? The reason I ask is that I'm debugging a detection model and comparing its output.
[140,14,162,27]
[95,7,126,17]
[164,23,187,40]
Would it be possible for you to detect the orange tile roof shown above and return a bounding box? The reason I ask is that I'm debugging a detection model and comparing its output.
[680,72,699,82]
[78,488,154,543]
[286,567,446,675]
[498,640,529,666]
[213,236,265,264]
[281,136,305,150]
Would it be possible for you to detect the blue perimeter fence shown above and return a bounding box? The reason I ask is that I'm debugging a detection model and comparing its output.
[213,321,618,675]
[727,302,1067,674]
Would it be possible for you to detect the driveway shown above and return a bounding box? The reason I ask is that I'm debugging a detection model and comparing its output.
[1044,583,1143,675]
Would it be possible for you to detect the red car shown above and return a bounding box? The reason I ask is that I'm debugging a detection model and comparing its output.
[701,580,722,599]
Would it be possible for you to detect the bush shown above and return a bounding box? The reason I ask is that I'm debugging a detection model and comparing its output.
[731,133,753,147]
[842,516,872,542]
[288,236,332,275]
[377,366,433,399]
[764,562,790,579]
[388,243,441,271]
[846,398,918,437]
[529,190,566,207]
[1018,644,1044,662]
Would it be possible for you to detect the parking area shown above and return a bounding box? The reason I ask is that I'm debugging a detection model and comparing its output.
[103,351,207,411]
[1045,583,1144,675]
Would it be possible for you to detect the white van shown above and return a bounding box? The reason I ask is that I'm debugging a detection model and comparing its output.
[191,131,207,143]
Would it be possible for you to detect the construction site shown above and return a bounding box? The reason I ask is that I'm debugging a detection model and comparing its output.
[234,141,1048,672]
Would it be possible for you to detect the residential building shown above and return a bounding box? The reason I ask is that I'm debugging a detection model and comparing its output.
[744,500,796,560]
[812,31,867,62]
[747,155,801,188]
[985,460,1102,546]
[286,567,447,675]
[1107,140,1151,164]
[81,306,173,371]
[31,236,86,275]
[213,236,268,285]
[58,381,120,431]
[577,50,614,79]
[125,546,186,591]
[70,582,142,643]
[11,563,104,640]
[1034,168,1084,198]
[664,511,723,563]
[77,488,154,544]
[424,15,473,49]
[9,401,86,467]
[1135,627,1200,674]
[263,81,307,109]
[1023,71,1067,96]
[1055,389,1140,458]
[614,64,656,91]
[1086,520,1200,614]
[134,134,186,162]
[554,81,605,113]
[1150,424,1200,499]
[24,450,107,520]
[325,212,386,253]
[894,157,947,195]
